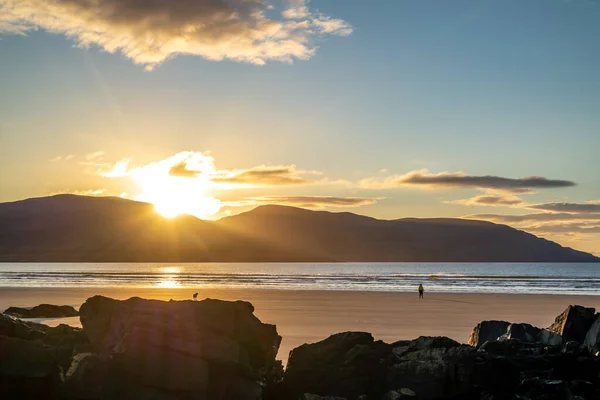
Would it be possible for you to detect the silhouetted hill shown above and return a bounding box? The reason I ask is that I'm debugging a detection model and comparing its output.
[0,195,597,262]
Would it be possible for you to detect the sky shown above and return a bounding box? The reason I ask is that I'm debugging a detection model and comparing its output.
[0,0,599,255]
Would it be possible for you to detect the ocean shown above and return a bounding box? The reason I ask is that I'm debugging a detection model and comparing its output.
[0,263,599,295]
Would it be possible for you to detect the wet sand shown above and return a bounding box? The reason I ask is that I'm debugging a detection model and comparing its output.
[1,287,598,363]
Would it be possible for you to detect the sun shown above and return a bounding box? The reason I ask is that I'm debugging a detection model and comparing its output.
[131,167,221,219]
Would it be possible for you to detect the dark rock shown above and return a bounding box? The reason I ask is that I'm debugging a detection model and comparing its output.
[0,313,48,341]
[381,388,417,399]
[5,304,79,318]
[0,335,64,400]
[283,332,389,399]
[79,296,282,399]
[500,323,540,343]
[547,305,596,344]
[568,379,598,399]
[517,378,573,400]
[467,321,510,347]
[583,314,600,354]
[0,313,90,371]
[479,339,544,357]
[386,338,479,399]
[64,353,111,399]
[301,395,348,400]
[538,329,562,346]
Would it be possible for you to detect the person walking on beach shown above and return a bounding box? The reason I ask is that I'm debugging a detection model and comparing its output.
[418,284,424,299]
[193,292,198,301]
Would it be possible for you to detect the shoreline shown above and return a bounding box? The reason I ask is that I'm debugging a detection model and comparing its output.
[2,287,599,363]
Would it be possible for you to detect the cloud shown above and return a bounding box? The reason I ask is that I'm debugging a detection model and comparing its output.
[449,194,524,207]
[463,213,600,224]
[224,196,378,209]
[397,170,575,191]
[0,0,352,69]
[49,155,74,162]
[524,223,600,234]
[98,160,130,178]
[360,169,575,192]
[528,202,600,214]
[86,151,105,161]
[211,165,318,186]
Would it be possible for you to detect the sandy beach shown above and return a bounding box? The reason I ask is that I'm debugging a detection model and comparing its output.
[1,287,598,363]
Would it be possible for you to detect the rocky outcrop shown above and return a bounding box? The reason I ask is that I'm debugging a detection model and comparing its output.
[584,314,600,355]
[3,299,600,400]
[547,305,596,344]
[5,304,79,318]
[282,332,390,399]
[467,320,510,347]
[78,296,282,400]
[500,323,540,342]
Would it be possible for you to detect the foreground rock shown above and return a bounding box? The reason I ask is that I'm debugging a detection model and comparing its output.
[78,296,282,399]
[547,305,596,344]
[5,304,79,318]
[0,313,90,399]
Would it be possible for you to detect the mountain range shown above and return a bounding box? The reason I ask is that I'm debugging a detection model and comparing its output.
[0,194,597,262]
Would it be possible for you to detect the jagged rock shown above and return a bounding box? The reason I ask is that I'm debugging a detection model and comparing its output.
[79,296,281,399]
[64,353,111,399]
[386,340,479,399]
[538,329,562,346]
[5,304,79,319]
[283,332,390,399]
[583,314,600,354]
[468,321,510,347]
[547,305,596,344]
[479,339,545,356]
[500,323,540,343]
[381,388,417,399]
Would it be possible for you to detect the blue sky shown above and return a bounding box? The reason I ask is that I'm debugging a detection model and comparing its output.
[0,0,599,254]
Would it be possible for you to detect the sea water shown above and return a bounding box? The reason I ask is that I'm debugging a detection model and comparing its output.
[0,263,599,295]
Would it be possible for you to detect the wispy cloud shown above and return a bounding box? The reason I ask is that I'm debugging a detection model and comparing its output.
[211,165,319,187]
[0,0,352,70]
[360,169,575,192]
[528,202,600,214]
[223,196,378,209]
[464,213,600,224]
[86,151,105,161]
[49,155,74,162]
[448,194,524,207]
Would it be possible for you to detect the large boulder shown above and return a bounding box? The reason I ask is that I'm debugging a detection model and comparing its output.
[467,320,510,347]
[583,314,600,354]
[78,296,282,399]
[5,304,79,318]
[547,305,596,344]
[500,323,540,343]
[282,332,389,399]
[386,337,480,399]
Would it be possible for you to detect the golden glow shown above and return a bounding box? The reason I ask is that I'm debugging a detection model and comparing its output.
[155,266,182,288]
[127,153,222,219]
